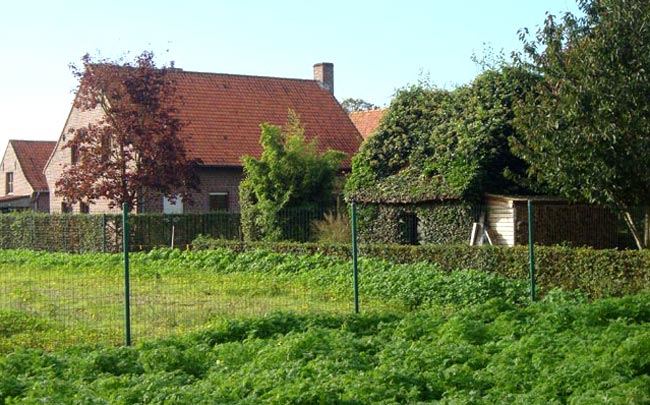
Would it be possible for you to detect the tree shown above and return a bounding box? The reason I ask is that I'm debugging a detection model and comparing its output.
[239,111,345,241]
[345,68,537,202]
[340,98,379,113]
[513,0,650,249]
[56,51,199,211]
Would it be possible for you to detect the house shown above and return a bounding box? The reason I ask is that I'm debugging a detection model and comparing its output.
[0,140,56,212]
[348,109,385,140]
[44,63,363,214]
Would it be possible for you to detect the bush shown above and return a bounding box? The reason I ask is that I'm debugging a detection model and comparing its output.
[311,211,351,243]
[192,236,650,299]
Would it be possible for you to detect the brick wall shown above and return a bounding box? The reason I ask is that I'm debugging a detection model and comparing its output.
[45,105,122,214]
[190,167,244,213]
[1,143,33,197]
[144,167,244,213]
[46,106,248,214]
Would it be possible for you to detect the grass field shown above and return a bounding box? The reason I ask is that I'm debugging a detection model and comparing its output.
[0,247,530,351]
[0,248,360,348]
[2,248,650,403]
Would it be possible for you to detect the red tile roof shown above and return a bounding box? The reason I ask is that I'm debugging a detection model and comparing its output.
[9,140,56,191]
[170,70,363,167]
[348,109,386,140]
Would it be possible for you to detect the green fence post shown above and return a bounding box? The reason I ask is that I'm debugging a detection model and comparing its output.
[351,202,359,314]
[102,214,107,253]
[528,200,536,302]
[122,203,132,346]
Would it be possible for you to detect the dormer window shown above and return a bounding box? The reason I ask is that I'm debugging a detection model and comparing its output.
[5,172,13,194]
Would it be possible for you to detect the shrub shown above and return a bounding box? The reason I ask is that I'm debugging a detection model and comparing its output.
[311,211,351,243]
[192,236,650,299]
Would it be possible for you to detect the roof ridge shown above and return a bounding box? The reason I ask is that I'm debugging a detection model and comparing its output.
[9,139,57,143]
[170,69,319,84]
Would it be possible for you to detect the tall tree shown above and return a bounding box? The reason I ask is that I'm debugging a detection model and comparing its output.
[239,111,345,241]
[345,69,536,201]
[340,98,379,113]
[513,0,650,249]
[56,51,199,211]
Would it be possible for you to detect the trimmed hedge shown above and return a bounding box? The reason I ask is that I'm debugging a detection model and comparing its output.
[192,235,650,299]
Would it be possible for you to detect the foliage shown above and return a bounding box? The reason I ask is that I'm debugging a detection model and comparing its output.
[0,212,107,253]
[193,236,650,300]
[353,202,477,245]
[3,294,650,403]
[346,68,537,204]
[340,97,379,113]
[56,51,200,211]
[0,212,241,253]
[513,0,650,249]
[239,112,345,241]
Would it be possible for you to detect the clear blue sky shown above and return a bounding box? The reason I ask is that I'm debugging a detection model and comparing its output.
[0,0,581,150]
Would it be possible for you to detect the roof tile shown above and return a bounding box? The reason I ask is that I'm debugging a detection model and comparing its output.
[9,140,56,191]
[170,71,362,167]
[348,109,386,140]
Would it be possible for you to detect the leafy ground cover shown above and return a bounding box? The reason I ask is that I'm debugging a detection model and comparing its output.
[2,293,650,404]
[0,248,527,349]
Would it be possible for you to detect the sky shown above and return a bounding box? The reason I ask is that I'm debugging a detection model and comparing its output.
[0,0,581,151]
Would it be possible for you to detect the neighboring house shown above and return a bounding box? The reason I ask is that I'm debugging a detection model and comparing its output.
[348,109,385,140]
[0,140,56,212]
[44,63,363,214]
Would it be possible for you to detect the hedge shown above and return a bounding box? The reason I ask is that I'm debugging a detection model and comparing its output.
[192,235,650,299]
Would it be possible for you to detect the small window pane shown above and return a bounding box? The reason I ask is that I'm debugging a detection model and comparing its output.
[61,202,72,214]
[209,193,228,212]
[5,172,13,194]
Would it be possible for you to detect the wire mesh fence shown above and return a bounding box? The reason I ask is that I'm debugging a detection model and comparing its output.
[1,200,648,349]
[0,250,356,347]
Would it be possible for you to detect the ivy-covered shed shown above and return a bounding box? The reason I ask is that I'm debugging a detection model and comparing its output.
[346,169,480,245]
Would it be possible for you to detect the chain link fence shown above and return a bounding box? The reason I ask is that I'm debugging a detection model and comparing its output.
[1,201,647,348]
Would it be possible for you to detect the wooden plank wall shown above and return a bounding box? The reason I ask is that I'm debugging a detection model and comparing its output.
[486,199,515,246]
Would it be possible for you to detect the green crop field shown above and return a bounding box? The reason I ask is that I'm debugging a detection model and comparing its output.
[1,248,649,403]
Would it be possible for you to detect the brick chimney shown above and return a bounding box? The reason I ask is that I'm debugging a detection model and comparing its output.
[313,62,334,94]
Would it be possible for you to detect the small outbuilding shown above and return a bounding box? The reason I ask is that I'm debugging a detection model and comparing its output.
[484,194,620,248]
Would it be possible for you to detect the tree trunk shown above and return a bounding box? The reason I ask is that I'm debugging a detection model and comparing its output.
[623,210,645,250]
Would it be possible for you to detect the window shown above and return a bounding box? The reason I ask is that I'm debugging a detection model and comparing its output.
[71,145,78,165]
[101,135,112,162]
[162,196,183,214]
[5,172,13,194]
[209,192,229,212]
[80,202,90,214]
[61,202,72,214]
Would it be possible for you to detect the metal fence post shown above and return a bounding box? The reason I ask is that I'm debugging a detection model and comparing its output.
[528,200,536,302]
[102,214,107,253]
[351,202,359,314]
[122,203,132,346]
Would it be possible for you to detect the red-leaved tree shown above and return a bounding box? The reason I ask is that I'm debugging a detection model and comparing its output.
[56,51,200,211]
